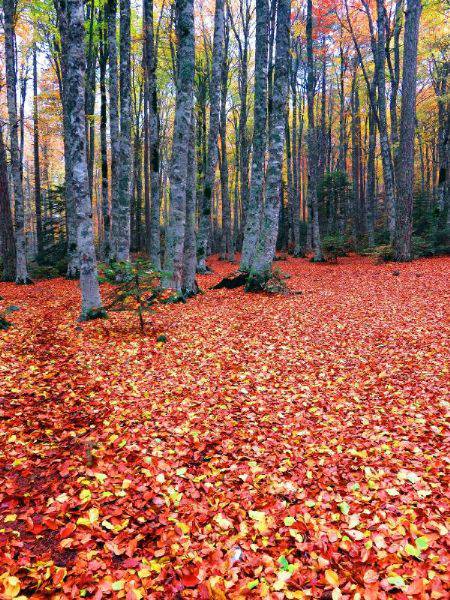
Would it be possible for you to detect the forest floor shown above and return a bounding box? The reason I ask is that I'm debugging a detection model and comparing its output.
[0,255,449,599]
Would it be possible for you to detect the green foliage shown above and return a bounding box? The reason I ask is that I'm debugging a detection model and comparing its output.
[321,234,350,262]
[99,259,171,332]
[246,268,287,294]
[29,263,60,280]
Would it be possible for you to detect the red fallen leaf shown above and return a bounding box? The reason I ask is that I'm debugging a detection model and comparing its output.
[43,517,60,530]
[406,578,425,595]
[59,522,76,539]
[122,557,140,568]
[181,568,201,588]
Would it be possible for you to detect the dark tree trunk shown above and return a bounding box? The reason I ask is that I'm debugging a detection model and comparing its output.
[394,0,422,260]
[33,45,43,256]
[0,124,16,281]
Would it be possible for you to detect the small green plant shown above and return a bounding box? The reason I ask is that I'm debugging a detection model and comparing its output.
[99,259,171,332]
[322,235,349,263]
[0,313,12,330]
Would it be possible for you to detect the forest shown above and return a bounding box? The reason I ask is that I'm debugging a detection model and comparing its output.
[0,0,449,597]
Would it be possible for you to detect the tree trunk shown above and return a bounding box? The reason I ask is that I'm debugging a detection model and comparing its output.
[114,0,132,261]
[250,0,290,275]
[183,112,198,294]
[0,124,16,281]
[240,0,268,271]
[394,0,422,260]
[99,7,110,259]
[3,0,29,283]
[219,17,233,262]
[306,0,323,261]
[197,0,224,272]
[376,0,396,240]
[56,0,102,317]
[143,0,162,268]
[33,45,43,257]
[162,0,195,291]
[107,0,121,260]
[366,101,377,246]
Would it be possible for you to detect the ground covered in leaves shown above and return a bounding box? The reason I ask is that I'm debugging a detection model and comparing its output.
[0,255,449,599]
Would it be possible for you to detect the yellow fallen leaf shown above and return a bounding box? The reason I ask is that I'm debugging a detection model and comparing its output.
[79,489,91,502]
[2,575,21,599]
[4,514,17,523]
[325,569,340,587]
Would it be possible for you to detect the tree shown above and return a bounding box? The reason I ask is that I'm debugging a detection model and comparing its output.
[306,0,323,261]
[107,0,121,259]
[197,0,225,272]
[33,44,43,256]
[394,0,422,260]
[162,0,195,291]
[55,0,102,318]
[0,123,16,281]
[115,0,132,262]
[248,0,290,278]
[143,0,162,269]
[3,0,30,283]
[240,0,269,272]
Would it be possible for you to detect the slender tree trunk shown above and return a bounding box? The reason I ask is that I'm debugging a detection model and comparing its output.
[33,45,43,257]
[351,66,363,241]
[219,18,233,262]
[0,124,16,281]
[366,102,377,246]
[306,0,323,261]
[107,0,121,259]
[162,0,195,290]
[376,0,396,239]
[85,0,96,204]
[114,0,132,261]
[250,0,290,276]
[56,0,102,316]
[240,0,268,271]
[394,0,422,260]
[3,0,29,283]
[143,0,162,268]
[183,112,198,294]
[197,0,225,272]
[99,7,110,259]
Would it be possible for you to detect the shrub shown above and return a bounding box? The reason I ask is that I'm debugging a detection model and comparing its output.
[321,235,349,262]
[29,263,59,280]
[246,268,288,294]
[99,259,172,332]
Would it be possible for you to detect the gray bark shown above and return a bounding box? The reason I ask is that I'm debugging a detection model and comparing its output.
[162,0,195,291]
[143,0,162,268]
[3,0,29,283]
[33,45,43,256]
[394,0,422,260]
[197,0,224,272]
[0,124,16,281]
[375,0,396,239]
[107,0,121,259]
[57,0,102,316]
[183,113,198,294]
[240,0,269,271]
[219,17,233,262]
[250,0,290,275]
[99,7,110,259]
[306,0,323,261]
[115,0,132,261]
